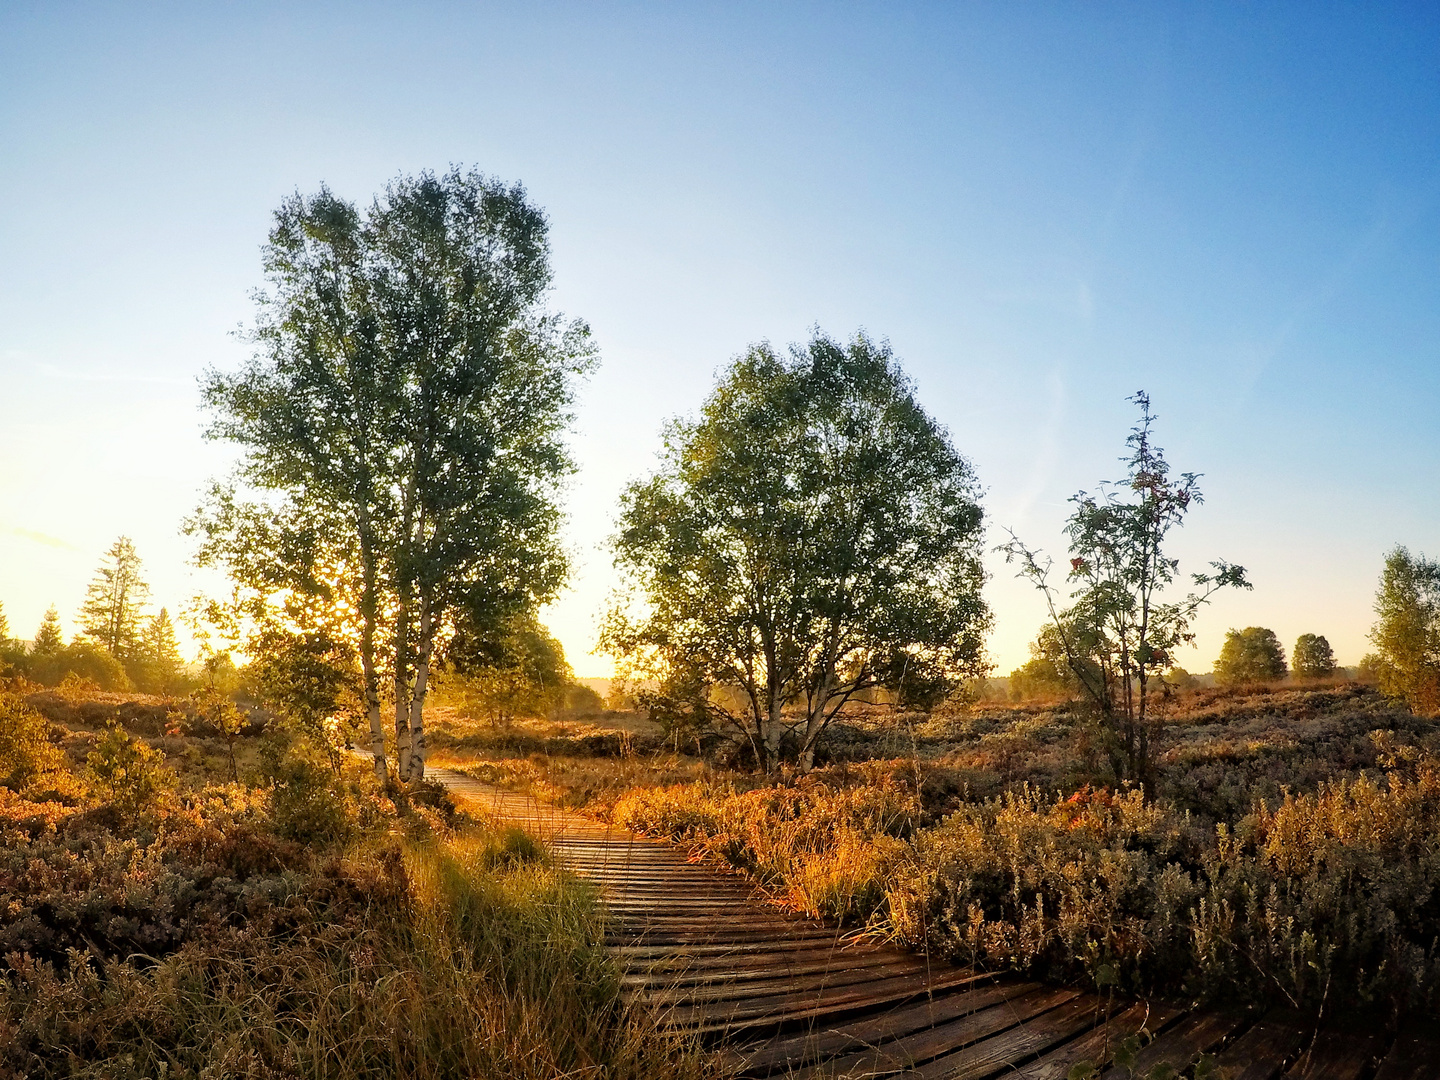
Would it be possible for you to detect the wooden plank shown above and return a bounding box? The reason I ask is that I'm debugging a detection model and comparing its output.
[604,929,843,946]
[725,980,1040,1075]
[621,949,907,988]
[1011,1001,1187,1080]
[611,940,859,959]
[1214,1017,1308,1080]
[905,994,1107,1080]
[1100,1010,1249,1080]
[636,959,932,1005]
[1374,1034,1440,1080]
[669,967,988,1034]
[1284,1032,1382,1080]
[792,987,1080,1080]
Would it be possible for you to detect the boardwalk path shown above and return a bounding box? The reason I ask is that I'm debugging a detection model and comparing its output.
[430,766,1437,1080]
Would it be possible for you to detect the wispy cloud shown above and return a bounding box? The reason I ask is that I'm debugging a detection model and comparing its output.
[4,525,78,550]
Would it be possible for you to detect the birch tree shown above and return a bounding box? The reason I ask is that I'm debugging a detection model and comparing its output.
[603,332,990,773]
[192,167,592,784]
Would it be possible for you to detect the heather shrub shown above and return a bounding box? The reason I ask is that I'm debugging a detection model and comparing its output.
[886,785,1207,992]
[261,736,354,845]
[617,745,1440,1020]
[0,779,712,1079]
[616,765,918,921]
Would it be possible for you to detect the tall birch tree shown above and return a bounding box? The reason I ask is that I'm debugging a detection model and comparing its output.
[192,168,592,784]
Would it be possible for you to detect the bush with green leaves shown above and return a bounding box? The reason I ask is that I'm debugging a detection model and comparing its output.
[86,720,174,814]
[0,692,67,794]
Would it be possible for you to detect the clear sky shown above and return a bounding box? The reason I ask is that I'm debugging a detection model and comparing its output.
[1,2,1437,677]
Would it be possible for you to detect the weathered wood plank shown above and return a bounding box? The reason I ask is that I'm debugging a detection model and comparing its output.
[1213,1017,1308,1080]
[904,994,1106,1080]
[627,961,921,996]
[793,986,1081,1080]
[1374,1033,1440,1080]
[724,980,1041,1076]
[1284,1032,1382,1080]
[635,959,934,1006]
[667,966,987,1033]
[1011,1000,1187,1080]
[1100,1010,1249,1080]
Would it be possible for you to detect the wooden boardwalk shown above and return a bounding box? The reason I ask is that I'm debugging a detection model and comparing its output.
[430,767,1439,1080]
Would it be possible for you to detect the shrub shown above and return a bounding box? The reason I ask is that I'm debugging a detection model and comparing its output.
[86,721,173,814]
[618,746,1440,1020]
[0,693,67,793]
[267,751,354,845]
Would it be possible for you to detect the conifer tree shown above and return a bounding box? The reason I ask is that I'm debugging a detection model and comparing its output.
[138,608,185,693]
[31,607,64,655]
[0,601,9,644]
[79,537,150,661]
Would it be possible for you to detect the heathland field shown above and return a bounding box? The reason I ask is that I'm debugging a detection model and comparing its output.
[430,681,1440,1023]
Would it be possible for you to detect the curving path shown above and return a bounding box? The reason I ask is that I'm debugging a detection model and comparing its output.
[428,766,1438,1080]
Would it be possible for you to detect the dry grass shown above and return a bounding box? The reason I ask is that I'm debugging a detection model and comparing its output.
[0,688,722,1080]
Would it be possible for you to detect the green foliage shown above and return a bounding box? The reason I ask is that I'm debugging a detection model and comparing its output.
[444,611,572,725]
[77,536,150,662]
[604,331,990,772]
[1292,632,1337,679]
[249,628,359,772]
[21,633,131,690]
[1009,623,1092,701]
[0,693,67,793]
[1370,545,1440,717]
[193,166,595,785]
[563,683,605,716]
[261,736,354,845]
[190,681,247,781]
[1001,393,1249,783]
[1214,626,1288,686]
[86,721,173,813]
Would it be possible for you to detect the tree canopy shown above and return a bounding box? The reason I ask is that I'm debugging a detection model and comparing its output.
[1292,633,1337,679]
[1214,626,1288,686]
[1370,546,1440,717]
[192,167,595,782]
[603,331,990,772]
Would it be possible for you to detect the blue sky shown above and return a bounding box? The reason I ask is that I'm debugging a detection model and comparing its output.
[1,2,1436,676]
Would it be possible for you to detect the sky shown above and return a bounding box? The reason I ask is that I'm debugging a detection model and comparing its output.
[1,2,1437,678]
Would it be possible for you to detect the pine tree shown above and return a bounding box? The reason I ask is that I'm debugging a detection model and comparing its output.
[31,607,64,655]
[78,537,150,660]
[0,601,9,644]
[137,608,185,693]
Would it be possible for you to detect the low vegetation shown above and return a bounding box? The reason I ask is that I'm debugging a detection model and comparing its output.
[423,682,1440,1028]
[0,682,714,1080]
